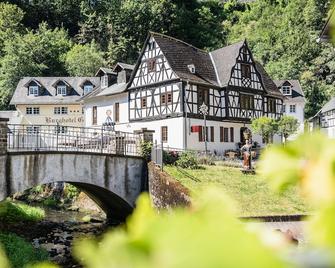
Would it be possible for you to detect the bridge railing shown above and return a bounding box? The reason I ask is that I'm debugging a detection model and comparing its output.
[6,124,141,156]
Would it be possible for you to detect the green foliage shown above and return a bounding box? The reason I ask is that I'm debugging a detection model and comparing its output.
[64,184,80,200]
[162,150,179,165]
[277,115,300,143]
[0,23,71,110]
[64,42,104,76]
[259,133,335,258]
[0,233,49,268]
[74,191,286,268]
[196,154,215,166]
[0,201,45,223]
[176,151,199,169]
[139,141,153,162]
[41,198,58,208]
[251,117,277,144]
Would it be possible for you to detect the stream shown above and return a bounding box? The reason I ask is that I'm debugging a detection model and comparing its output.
[1,206,112,267]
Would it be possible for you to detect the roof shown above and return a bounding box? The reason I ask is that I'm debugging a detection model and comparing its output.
[210,40,245,87]
[81,83,128,102]
[274,80,305,102]
[10,77,100,105]
[254,62,284,98]
[113,62,135,72]
[95,67,115,76]
[321,97,335,113]
[150,32,219,86]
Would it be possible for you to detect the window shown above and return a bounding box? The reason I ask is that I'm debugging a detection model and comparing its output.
[55,126,67,134]
[210,126,214,142]
[161,126,168,143]
[92,106,97,125]
[57,85,67,96]
[29,86,39,96]
[230,127,234,142]
[199,126,209,142]
[26,126,40,134]
[240,94,254,109]
[290,104,296,113]
[148,41,156,50]
[114,103,120,122]
[141,97,147,108]
[101,75,108,88]
[147,59,156,72]
[54,107,68,115]
[161,92,173,105]
[224,128,229,142]
[241,64,251,79]
[282,105,286,113]
[220,127,224,142]
[26,107,40,115]
[282,86,291,95]
[198,87,209,107]
[84,85,94,95]
[268,98,276,113]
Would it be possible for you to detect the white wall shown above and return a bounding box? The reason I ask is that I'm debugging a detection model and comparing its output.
[283,100,305,140]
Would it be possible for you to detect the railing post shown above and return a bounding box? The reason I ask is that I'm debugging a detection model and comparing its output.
[101,126,104,153]
[0,118,9,155]
[56,123,59,151]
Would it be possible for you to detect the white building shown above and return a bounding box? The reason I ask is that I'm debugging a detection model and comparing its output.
[274,80,305,139]
[83,32,285,154]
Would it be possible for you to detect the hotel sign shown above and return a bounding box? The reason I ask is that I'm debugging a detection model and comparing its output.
[45,116,84,124]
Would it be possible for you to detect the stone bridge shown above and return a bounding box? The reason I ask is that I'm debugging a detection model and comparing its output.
[0,119,148,221]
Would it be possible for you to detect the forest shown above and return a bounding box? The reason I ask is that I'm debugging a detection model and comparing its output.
[0,0,333,118]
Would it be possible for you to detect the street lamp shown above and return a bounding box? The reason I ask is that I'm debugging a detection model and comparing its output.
[199,102,208,155]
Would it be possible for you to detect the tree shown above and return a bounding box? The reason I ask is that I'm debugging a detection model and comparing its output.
[65,42,105,77]
[0,23,71,110]
[277,115,300,144]
[0,3,24,56]
[251,117,278,144]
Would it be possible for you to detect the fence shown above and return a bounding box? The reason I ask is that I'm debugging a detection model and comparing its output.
[6,124,141,156]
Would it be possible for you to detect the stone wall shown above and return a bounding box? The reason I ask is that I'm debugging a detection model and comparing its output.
[148,162,191,209]
[0,118,8,155]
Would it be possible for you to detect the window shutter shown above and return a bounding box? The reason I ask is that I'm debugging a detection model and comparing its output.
[199,126,203,142]
[220,127,223,142]
[210,126,214,142]
[230,127,234,142]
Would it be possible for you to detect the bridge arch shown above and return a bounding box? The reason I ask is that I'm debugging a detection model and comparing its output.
[0,152,147,221]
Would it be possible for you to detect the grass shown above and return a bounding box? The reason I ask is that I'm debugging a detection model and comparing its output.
[164,165,311,217]
[0,200,45,223]
[0,233,48,268]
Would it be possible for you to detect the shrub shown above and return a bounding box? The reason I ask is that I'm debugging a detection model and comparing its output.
[140,141,153,162]
[0,201,45,223]
[0,233,48,268]
[197,154,215,166]
[64,184,80,200]
[176,151,199,169]
[163,150,179,165]
[42,198,58,208]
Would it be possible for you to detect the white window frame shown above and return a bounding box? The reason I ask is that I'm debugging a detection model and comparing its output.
[29,86,39,96]
[55,126,68,134]
[54,107,68,115]
[26,126,40,134]
[282,86,291,95]
[282,104,286,113]
[83,84,94,95]
[101,75,108,88]
[26,107,40,115]
[289,104,296,113]
[57,85,67,96]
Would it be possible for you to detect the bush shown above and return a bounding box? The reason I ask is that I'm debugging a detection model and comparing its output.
[197,154,215,166]
[176,151,199,169]
[64,184,80,200]
[0,201,45,223]
[0,233,48,268]
[163,150,179,165]
[42,198,58,208]
[140,141,153,162]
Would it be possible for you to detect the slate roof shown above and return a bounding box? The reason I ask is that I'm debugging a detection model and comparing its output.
[210,41,245,87]
[113,62,135,71]
[10,77,100,105]
[321,97,335,113]
[274,80,305,102]
[80,83,128,102]
[95,67,115,76]
[134,32,284,99]
[151,32,219,86]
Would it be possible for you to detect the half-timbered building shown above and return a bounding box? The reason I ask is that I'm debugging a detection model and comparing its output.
[124,32,284,152]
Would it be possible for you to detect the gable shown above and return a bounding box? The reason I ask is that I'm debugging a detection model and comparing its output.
[131,36,177,88]
[228,42,264,91]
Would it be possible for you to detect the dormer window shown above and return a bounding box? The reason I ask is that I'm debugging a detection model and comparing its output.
[282,86,291,95]
[84,84,94,95]
[188,64,196,74]
[57,85,67,96]
[101,74,108,88]
[29,86,39,96]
